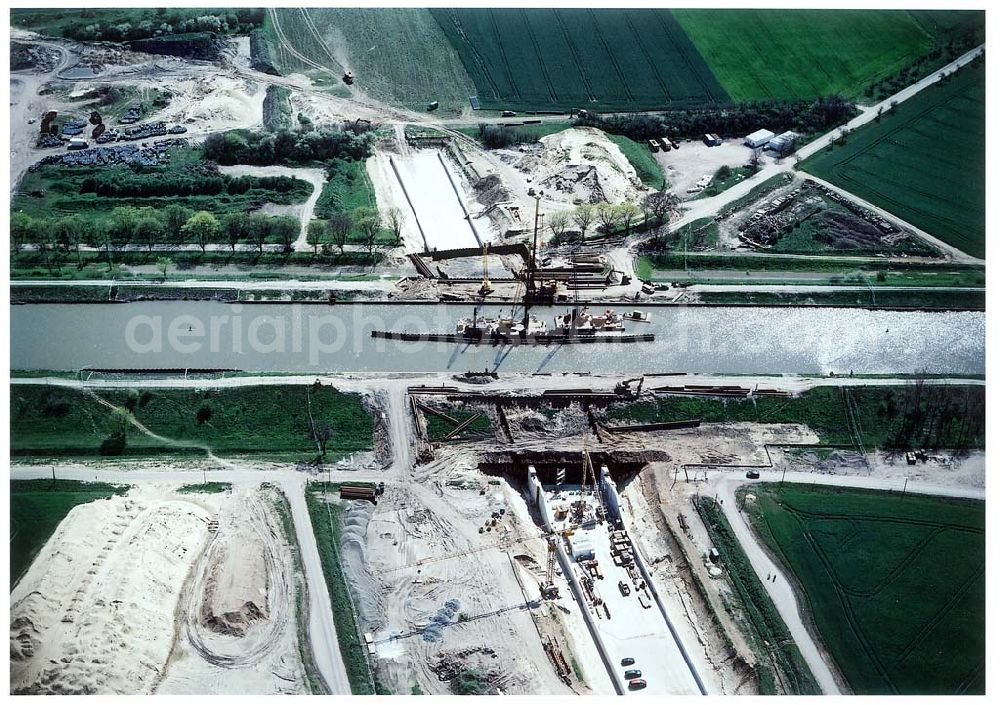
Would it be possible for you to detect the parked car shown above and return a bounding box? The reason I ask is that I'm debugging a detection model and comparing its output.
[625,669,642,680]
[501,110,517,117]
[746,470,760,479]
[628,678,647,690]
[620,657,635,667]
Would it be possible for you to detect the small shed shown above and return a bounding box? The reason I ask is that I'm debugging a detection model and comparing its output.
[745,129,775,148]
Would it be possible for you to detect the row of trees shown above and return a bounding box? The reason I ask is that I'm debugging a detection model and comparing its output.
[11,206,302,266]
[305,206,404,263]
[546,191,679,245]
[66,9,263,42]
[78,173,308,200]
[202,128,373,167]
[576,95,856,142]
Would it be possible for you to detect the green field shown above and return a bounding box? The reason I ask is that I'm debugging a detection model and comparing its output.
[801,59,985,259]
[605,385,984,450]
[675,10,938,102]
[10,384,373,460]
[10,479,129,588]
[431,8,729,112]
[747,484,985,694]
[266,8,475,113]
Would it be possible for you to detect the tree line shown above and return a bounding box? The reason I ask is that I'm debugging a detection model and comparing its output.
[576,95,857,142]
[78,173,309,200]
[11,206,302,271]
[63,9,263,42]
[202,127,373,167]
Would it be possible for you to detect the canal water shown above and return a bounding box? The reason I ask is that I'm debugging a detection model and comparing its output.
[10,302,985,375]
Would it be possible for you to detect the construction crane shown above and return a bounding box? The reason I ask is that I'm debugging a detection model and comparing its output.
[582,449,606,521]
[478,243,494,297]
[540,537,560,599]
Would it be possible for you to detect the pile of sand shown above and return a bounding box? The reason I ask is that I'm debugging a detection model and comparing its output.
[10,490,213,695]
[502,127,645,207]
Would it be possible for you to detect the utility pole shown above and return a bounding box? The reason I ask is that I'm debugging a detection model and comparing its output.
[902,476,908,496]
[780,466,786,488]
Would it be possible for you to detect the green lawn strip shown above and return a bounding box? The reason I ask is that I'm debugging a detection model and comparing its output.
[11,248,381,280]
[746,484,985,694]
[695,166,756,199]
[640,250,983,276]
[305,483,377,694]
[694,289,984,311]
[605,134,667,189]
[800,58,984,258]
[695,496,820,694]
[10,385,373,459]
[10,479,130,588]
[604,385,984,450]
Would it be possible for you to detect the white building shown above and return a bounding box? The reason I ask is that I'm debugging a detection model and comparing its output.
[767,130,799,153]
[745,128,775,149]
[568,533,595,561]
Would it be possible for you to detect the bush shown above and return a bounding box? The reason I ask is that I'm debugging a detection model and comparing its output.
[202,128,373,166]
[99,433,126,456]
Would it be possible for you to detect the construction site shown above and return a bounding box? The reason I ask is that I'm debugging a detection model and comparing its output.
[7,6,988,700]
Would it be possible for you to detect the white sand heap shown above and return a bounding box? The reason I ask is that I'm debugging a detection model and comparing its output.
[505,127,646,207]
[10,490,213,695]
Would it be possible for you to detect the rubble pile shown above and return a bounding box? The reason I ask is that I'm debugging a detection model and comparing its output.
[30,139,185,170]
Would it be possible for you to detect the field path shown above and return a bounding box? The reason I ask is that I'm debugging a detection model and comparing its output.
[708,470,984,695]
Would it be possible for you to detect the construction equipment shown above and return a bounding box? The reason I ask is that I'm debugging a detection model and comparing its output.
[615,377,644,398]
[342,70,355,85]
[540,538,560,599]
[339,484,378,503]
[478,244,494,297]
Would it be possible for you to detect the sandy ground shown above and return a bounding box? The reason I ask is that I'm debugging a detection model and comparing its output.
[498,128,646,213]
[10,486,215,694]
[656,139,760,199]
[217,164,326,251]
[9,482,312,695]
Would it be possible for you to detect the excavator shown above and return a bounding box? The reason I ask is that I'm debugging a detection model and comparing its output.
[478,244,494,297]
[615,377,644,398]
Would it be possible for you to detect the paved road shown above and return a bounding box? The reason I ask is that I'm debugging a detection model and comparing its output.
[708,469,984,695]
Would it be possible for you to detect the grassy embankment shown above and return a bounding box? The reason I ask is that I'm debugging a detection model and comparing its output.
[10,479,129,588]
[695,289,984,311]
[10,385,374,461]
[605,385,985,450]
[304,482,382,694]
[695,496,820,694]
[746,484,984,694]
